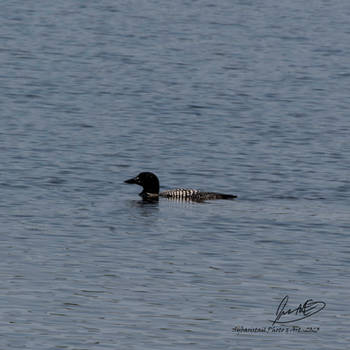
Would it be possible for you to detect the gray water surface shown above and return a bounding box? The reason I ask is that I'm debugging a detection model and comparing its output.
[1,0,349,349]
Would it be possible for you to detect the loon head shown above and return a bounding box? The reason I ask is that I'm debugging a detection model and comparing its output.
[124,172,160,196]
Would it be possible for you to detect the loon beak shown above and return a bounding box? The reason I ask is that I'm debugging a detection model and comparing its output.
[124,176,138,184]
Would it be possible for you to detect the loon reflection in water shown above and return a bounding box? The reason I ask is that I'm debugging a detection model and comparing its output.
[124,172,237,202]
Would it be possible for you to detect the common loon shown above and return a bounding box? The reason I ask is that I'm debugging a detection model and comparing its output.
[124,172,237,202]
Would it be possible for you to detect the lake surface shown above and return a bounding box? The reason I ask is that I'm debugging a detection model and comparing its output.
[1,0,349,349]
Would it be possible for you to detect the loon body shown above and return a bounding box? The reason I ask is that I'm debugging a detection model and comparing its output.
[124,172,237,202]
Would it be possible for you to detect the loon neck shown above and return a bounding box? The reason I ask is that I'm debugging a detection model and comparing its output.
[139,190,159,200]
[142,180,159,194]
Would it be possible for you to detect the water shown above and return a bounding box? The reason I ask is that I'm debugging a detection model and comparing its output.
[1,0,349,349]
